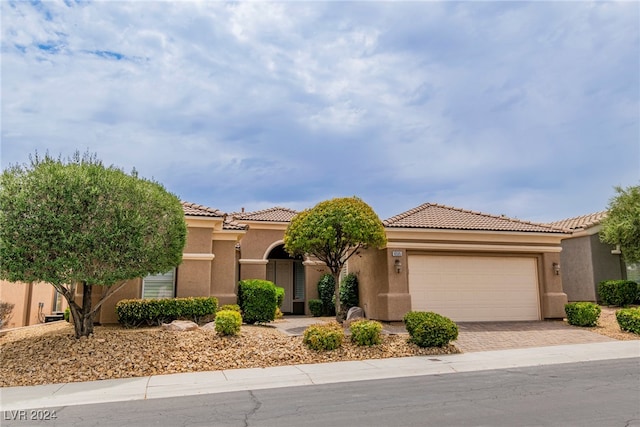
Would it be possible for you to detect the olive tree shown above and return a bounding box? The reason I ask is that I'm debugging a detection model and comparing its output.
[284,197,386,320]
[600,184,640,263]
[0,152,187,337]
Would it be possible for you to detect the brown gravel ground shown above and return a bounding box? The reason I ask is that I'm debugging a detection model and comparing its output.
[579,305,639,341]
[1,306,636,388]
[0,322,457,387]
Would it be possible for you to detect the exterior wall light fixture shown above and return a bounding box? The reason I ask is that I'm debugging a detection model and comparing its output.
[394,259,402,274]
[552,262,560,276]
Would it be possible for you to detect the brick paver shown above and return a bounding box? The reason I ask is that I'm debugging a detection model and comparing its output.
[453,320,614,352]
[275,316,616,353]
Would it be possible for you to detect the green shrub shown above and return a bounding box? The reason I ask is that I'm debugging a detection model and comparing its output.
[238,279,277,324]
[339,273,359,312]
[215,310,242,336]
[303,322,344,351]
[404,311,458,348]
[63,307,70,322]
[403,311,432,336]
[564,302,601,327]
[350,319,382,346]
[115,297,218,327]
[309,299,324,317]
[275,287,285,308]
[317,274,336,316]
[616,307,640,334]
[598,280,638,307]
[218,304,241,313]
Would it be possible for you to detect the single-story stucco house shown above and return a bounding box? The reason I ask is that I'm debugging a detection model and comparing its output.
[548,211,639,302]
[1,201,572,327]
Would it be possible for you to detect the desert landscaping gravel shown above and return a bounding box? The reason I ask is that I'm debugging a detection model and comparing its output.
[1,306,635,388]
[0,322,457,387]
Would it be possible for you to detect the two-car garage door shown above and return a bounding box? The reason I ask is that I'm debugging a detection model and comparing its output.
[408,255,540,322]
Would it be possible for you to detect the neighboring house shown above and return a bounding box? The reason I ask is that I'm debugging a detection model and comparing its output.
[2,201,572,327]
[548,212,634,302]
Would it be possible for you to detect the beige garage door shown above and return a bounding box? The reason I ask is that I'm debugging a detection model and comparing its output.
[408,255,540,321]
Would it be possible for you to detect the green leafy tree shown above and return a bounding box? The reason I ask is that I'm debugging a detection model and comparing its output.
[600,185,640,263]
[0,152,187,337]
[284,197,386,320]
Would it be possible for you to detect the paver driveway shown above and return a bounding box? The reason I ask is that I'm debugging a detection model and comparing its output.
[274,316,615,353]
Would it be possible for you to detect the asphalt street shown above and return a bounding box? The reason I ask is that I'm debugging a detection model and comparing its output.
[3,358,639,427]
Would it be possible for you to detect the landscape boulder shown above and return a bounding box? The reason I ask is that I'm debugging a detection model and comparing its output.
[161,320,199,332]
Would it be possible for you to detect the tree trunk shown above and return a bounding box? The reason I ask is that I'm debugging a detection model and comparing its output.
[333,271,342,323]
[67,282,95,338]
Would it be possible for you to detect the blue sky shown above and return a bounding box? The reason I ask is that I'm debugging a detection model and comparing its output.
[2,1,638,223]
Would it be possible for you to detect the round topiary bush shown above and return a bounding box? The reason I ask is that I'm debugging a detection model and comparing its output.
[405,311,458,348]
[403,311,432,336]
[616,307,640,334]
[564,302,601,327]
[350,319,383,346]
[303,322,344,351]
[215,309,242,336]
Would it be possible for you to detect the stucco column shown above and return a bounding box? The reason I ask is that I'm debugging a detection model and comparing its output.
[541,252,568,319]
[377,248,412,321]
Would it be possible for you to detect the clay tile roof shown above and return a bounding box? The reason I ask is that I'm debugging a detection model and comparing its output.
[222,218,248,231]
[181,201,225,218]
[384,203,567,233]
[233,207,299,223]
[547,211,607,231]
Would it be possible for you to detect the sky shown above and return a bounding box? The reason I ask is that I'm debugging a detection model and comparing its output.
[1,1,638,223]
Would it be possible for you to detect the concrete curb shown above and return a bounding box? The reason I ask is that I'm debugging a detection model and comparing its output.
[2,340,638,411]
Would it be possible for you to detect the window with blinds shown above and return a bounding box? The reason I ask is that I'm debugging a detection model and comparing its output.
[142,269,176,299]
[294,261,305,300]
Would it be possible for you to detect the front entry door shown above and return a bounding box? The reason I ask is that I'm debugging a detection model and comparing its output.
[266,260,294,313]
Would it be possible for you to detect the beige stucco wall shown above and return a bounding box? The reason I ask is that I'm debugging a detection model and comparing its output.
[96,279,142,324]
[349,247,413,321]
[1,281,64,328]
[212,239,239,306]
[540,252,568,318]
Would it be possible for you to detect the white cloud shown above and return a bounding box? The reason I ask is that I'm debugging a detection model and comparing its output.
[1,0,637,222]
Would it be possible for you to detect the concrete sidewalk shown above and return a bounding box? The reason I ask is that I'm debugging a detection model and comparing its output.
[2,340,638,412]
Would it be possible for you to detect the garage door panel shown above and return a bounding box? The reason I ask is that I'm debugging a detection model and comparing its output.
[408,255,540,322]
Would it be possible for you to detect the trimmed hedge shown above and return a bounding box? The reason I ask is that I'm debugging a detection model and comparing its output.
[564,302,601,327]
[238,279,277,324]
[215,310,242,336]
[303,322,344,351]
[350,319,382,346]
[115,297,218,327]
[598,280,638,307]
[317,274,336,316]
[403,311,458,348]
[309,299,324,317]
[339,273,359,313]
[616,307,640,334]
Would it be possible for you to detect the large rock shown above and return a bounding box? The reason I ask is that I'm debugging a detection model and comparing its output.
[161,320,199,332]
[200,321,217,331]
[343,306,365,328]
[346,306,365,320]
